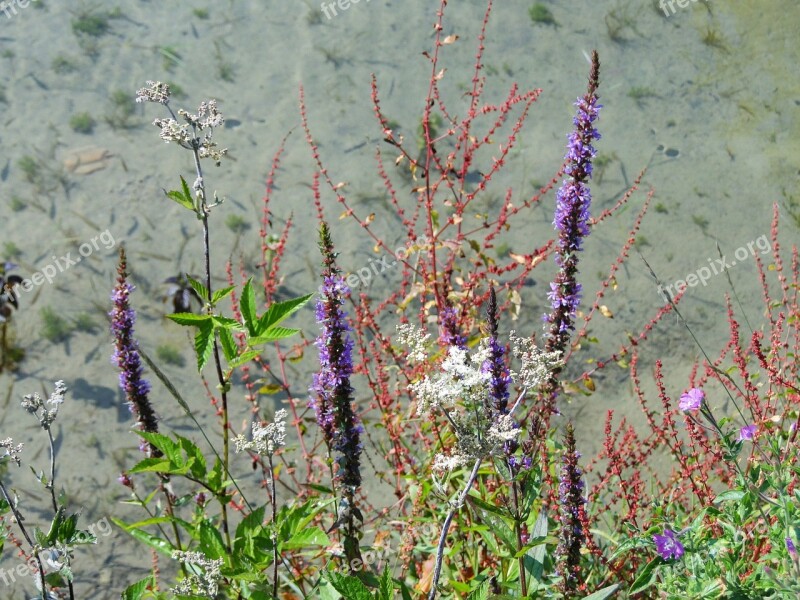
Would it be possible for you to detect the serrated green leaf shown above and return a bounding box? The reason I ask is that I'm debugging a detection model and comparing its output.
[377,565,393,600]
[629,557,660,594]
[240,278,258,336]
[212,316,244,330]
[167,312,212,326]
[211,285,235,305]
[465,579,489,600]
[326,572,373,600]
[251,327,301,344]
[137,431,181,463]
[228,349,261,369]
[176,434,206,479]
[256,293,313,335]
[195,319,215,371]
[165,178,194,211]
[714,490,745,503]
[199,519,228,561]
[186,275,209,302]
[122,576,154,600]
[218,327,237,362]
[180,174,194,208]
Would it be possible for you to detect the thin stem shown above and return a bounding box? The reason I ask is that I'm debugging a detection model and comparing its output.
[268,454,279,597]
[45,428,75,600]
[0,480,48,597]
[428,458,481,600]
[510,479,527,596]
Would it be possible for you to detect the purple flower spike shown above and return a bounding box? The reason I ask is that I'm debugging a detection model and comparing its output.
[737,424,757,441]
[787,537,798,559]
[110,248,160,456]
[679,388,704,412]
[311,222,363,562]
[653,529,684,561]
[545,51,601,354]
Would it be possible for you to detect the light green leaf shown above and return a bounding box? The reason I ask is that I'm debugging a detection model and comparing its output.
[583,583,619,599]
[325,572,373,600]
[186,275,209,302]
[167,312,212,326]
[122,576,154,600]
[195,319,215,371]
[256,293,313,335]
[240,278,258,336]
[111,517,176,557]
[218,327,237,362]
[629,557,660,595]
[211,285,235,305]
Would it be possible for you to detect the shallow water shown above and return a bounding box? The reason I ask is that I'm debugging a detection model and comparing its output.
[0,0,797,596]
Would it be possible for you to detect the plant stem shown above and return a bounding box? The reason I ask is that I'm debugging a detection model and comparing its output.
[428,458,481,600]
[0,480,48,598]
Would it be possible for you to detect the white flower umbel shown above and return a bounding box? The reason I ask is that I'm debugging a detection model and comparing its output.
[396,323,431,363]
[410,345,492,416]
[233,408,287,457]
[0,437,23,466]
[509,331,562,390]
[171,550,224,598]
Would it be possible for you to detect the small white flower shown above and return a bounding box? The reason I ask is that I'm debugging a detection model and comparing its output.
[171,550,223,598]
[396,323,430,363]
[0,437,23,466]
[509,331,561,389]
[234,409,287,457]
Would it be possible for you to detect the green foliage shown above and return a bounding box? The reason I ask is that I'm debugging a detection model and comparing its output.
[69,112,96,134]
[41,307,74,343]
[528,3,556,26]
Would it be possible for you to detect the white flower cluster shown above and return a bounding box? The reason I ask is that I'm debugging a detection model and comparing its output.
[135,80,171,104]
[233,409,288,457]
[509,331,562,389]
[153,117,192,146]
[410,345,492,416]
[0,437,23,466]
[171,551,223,598]
[21,380,67,430]
[396,323,431,363]
[432,412,521,474]
[401,325,559,477]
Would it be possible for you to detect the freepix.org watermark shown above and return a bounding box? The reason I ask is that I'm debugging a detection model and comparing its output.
[0,516,112,586]
[0,0,39,20]
[657,234,770,302]
[320,0,371,20]
[10,229,116,297]
[658,0,711,17]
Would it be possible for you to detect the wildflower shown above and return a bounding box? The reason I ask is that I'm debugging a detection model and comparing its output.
[509,331,562,390]
[737,424,757,441]
[396,322,430,363]
[438,304,467,350]
[135,80,171,104]
[679,388,704,412]
[0,437,23,466]
[233,409,287,457]
[21,380,67,430]
[653,529,684,560]
[556,422,586,595]
[483,286,512,415]
[544,50,601,353]
[110,248,160,455]
[171,550,223,598]
[787,537,798,560]
[311,222,363,560]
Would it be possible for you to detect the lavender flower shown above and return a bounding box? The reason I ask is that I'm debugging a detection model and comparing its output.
[737,424,757,441]
[438,304,466,350]
[787,537,798,560]
[311,222,362,559]
[679,388,704,412]
[544,51,601,354]
[483,286,512,415]
[556,422,586,595]
[110,248,159,455]
[653,529,685,561]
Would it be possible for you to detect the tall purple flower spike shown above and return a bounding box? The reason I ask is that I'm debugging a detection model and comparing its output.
[545,51,601,353]
[311,222,363,563]
[110,248,160,456]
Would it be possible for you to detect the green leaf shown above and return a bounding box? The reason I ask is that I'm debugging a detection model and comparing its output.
[228,349,261,369]
[240,278,258,336]
[284,526,329,550]
[326,572,373,600]
[528,509,548,582]
[186,275,209,302]
[199,519,228,562]
[377,565,393,600]
[258,383,284,395]
[137,432,181,463]
[195,319,215,371]
[122,576,155,600]
[465,579,489,600]
[251,327,301,344]
[583,583,619,599]
[629,557,661,594]
[111,517,176,557]
[176,434,207,479]
[218,327,237,363]
[165,176,195,211]
[128,457,175,475]
[211,285,236,305]
[212,316,244,330]
[714,490,745,503]
[167,312,212,326]
[256,293,313,335]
